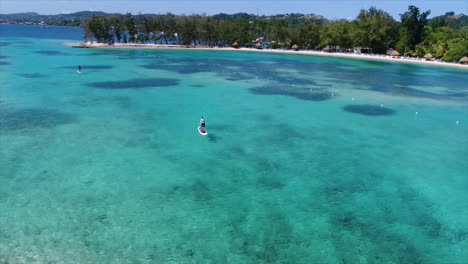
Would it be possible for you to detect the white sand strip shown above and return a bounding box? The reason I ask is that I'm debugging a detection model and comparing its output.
[71,42,468,70]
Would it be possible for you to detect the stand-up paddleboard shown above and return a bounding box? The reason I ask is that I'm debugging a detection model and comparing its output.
[77,70,81,74]
[198,126,208,135]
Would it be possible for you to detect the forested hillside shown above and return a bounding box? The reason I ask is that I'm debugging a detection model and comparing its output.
[80,6,467,61]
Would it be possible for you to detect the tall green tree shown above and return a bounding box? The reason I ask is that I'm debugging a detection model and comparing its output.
[320,20,352,50]
[124,13,137,42]
[109,16,124,43]
[397,5,430,53]
[351,7,398,53]
[83,15,114,43]
[301,23,321,49]
[177,15,197,45]
[162,13,177,44]
[137,13,151,43]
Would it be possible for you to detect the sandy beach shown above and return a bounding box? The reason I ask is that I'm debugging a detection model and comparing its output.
[72,41,468,70]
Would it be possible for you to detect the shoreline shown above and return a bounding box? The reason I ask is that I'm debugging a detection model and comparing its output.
[72,42,468,70]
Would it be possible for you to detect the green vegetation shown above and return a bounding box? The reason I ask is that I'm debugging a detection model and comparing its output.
[0,11,118,26]
[351,7,398,54]
[80,6,467,62]
[2,7,465,61]
[397,6,431,52]
[430,12,468,29]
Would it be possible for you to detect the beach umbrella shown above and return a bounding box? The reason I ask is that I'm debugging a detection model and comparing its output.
[255,42,262,49]
[231,41,239,48]
[291,44,299,51]
[423,53,434,60]
[390,50,400,57]
[459,56,468,64]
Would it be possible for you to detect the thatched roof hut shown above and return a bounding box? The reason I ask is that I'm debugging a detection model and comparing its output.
[390,50,400,57]
[255,42,262,49]
[231,41,239,49]
[291,44,299,51]
[459,56,468,64]
[423,53,434,60]
[323,45,332,52]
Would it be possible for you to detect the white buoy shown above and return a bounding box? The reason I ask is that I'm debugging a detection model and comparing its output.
[456,120,460,125]
[380,104,384,108]
[352,97,355,101]
[415,112,418,115]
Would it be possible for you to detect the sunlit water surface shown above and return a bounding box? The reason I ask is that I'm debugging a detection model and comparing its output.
[1,25,467,264]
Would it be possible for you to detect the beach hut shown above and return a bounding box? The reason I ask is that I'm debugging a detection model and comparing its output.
[323,45,332,52]
[291,44,299,51]
[390,50,400,58]
[353,46,372,54]
[255,42,263,49]
[231,41,240,49]
[423,53,434,61]
[459,56,468,64]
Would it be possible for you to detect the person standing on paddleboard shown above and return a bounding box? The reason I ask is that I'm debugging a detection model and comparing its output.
[78,65,81,72]
[200,116,205,129]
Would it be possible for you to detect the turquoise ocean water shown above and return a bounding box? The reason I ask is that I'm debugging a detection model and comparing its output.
[1,24,467,263]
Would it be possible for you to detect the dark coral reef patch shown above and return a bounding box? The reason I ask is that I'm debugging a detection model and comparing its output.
[18,73,48,78]
[88,78,180,89]
[34,50,69,55]
[0,108,76,131]
[250,86,333,101]
[57,65,113,70]
[343,104,395,116]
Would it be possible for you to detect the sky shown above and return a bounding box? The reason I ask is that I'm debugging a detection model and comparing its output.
[0,0,467,20]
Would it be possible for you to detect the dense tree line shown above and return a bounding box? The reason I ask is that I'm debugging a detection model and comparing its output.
[82,6,468,61]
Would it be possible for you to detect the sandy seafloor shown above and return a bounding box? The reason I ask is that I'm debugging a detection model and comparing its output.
[0,25,467,264]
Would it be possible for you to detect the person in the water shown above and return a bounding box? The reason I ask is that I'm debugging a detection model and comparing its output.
[78,65,81,72]
[200,116,205,129]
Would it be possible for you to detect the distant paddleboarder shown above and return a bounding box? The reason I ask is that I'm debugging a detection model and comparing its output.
[200,116,205,129]
[77,65,81,73]
[198,116,207,135]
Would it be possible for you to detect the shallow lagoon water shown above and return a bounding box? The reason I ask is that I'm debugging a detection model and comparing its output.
[0,25,467,264]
